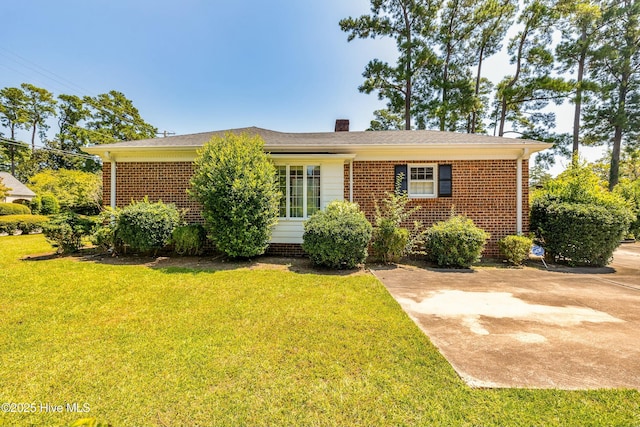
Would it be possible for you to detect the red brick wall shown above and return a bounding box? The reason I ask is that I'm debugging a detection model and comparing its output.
[103,162,203,223]
[102,159,529,258]
[344,160,530,257]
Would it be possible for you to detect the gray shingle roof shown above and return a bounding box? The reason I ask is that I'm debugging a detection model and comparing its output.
[85,127,549,151]
[0,172,36,197]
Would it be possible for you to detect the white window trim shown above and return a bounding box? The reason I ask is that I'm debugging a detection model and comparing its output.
[276,164,320,219]
[407,163,438,199]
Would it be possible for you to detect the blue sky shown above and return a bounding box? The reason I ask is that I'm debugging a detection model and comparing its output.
[2,0,398,135]
[2,0,600,171]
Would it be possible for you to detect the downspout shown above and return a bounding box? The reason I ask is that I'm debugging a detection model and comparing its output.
[349,159,353,203]
[106,151,116,211]
[516,149,528,235]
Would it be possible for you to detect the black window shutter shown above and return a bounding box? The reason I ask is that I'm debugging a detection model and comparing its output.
[394,165,408,194]
[438,164,452,197]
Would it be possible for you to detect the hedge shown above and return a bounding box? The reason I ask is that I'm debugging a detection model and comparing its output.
[0,202,31,216]
[530,200,632,266]
[424,215,490,268]
[0,215,49,234]
[302,201,372,269]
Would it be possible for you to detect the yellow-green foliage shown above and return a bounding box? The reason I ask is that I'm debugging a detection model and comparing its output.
[499,235,533,266]
[0,202,31,215]
[0,181,10,200]
[531,165,634,266]
[28,169,102,214]
[614,178,640,238]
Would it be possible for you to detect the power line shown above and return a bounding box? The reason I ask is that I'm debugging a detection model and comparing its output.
[0,137,97,160]
[0,47,95,97]
[0,49,162,138]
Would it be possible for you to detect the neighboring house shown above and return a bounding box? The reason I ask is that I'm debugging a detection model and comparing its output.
[0,172,36,204]
[84,120,551,257]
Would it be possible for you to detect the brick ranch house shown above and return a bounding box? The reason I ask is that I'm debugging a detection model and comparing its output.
[84,121,551,257]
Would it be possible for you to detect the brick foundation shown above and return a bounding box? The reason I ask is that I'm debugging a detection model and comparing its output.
[265,243,306,257]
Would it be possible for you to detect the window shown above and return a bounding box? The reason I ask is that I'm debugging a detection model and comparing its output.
[275,165,321,218]
[408,164,436,198]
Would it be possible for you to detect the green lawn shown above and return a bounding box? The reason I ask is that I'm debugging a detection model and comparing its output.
[0,235,638,426]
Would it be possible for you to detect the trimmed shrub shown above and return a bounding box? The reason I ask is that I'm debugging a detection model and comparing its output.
[40,193,60,215]
[531,165,634,266]
[171,224,207,255]
[424,215,490,268]
[0,215,49,234]
[302,201,372,269]
[499,235,533,266]
[371,174,422,263]
[188,132,280,258]
[531,201,632,266]
[116,198,181,254]
[42,213,97,253]
[0,202,31,216]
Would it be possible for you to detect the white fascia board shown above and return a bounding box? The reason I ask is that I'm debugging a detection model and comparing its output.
[83,142,551,162]
[350,146,546,161]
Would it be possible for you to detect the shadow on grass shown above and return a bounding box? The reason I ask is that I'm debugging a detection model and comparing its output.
[22,247,367,277]
[23,247,626,278]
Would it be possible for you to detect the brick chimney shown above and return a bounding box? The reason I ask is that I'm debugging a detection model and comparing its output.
[334,119,350,132]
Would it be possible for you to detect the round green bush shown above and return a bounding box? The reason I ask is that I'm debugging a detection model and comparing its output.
[531,199,632,266]
[530,165,634,266]
[0,202,31,216]
[40,193,60,215]
[302,201,372,269]
[424,215,490,268]
[189,132,280,258]
[499,235,533,266]
[116,198,181,254]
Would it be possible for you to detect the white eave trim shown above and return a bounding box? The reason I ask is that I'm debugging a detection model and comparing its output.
[83,142,552,162]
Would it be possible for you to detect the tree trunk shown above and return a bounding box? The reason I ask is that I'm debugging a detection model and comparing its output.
[30,120,37,151]
[572,27,587,162]
[609,74,628,190]
[610,125,622,190]
[403,5,412,131]
[498,97,508,137]
[9,125,16,175]
[471,45,485,134]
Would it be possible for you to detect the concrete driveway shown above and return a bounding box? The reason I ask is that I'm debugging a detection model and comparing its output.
[371,243,640,390]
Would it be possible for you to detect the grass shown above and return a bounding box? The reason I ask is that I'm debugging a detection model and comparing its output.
[0,234,638,426]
